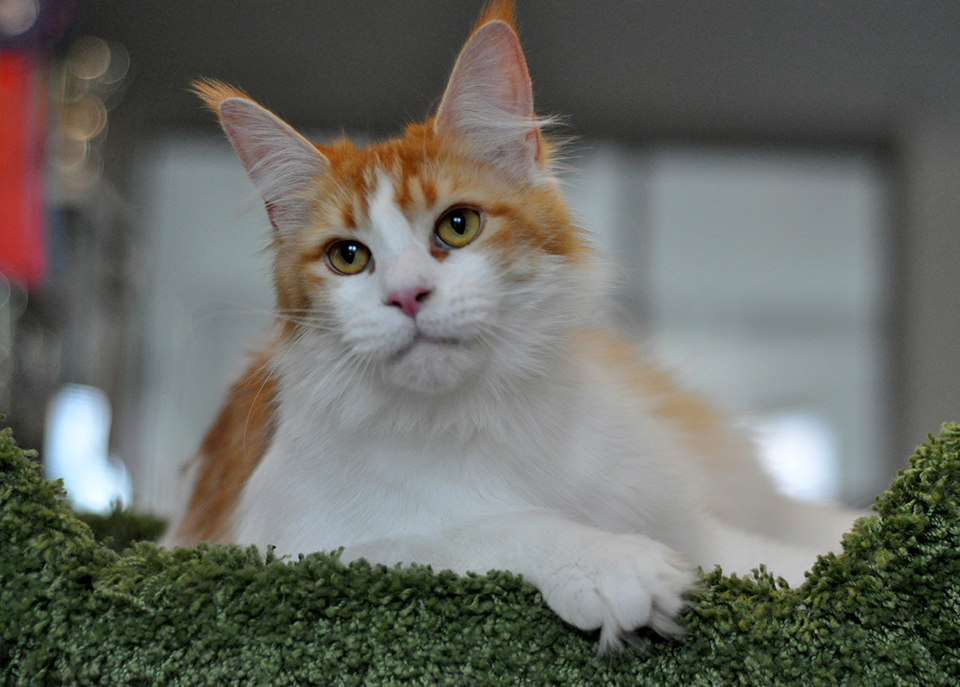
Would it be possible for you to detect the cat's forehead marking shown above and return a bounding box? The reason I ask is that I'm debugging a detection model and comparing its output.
[394,171,438,215]
[341,204,356,230]
[367,175,421,255]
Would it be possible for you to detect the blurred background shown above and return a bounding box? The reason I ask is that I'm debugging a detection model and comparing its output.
[2,0,958,518]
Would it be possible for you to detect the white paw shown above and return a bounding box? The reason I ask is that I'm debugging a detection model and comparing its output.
[538,532,695,652]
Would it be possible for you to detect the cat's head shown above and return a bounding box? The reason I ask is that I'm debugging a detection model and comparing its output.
[199,1,593,400]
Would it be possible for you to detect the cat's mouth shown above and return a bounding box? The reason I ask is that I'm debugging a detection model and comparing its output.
[383,329,486,393]
[388,330,467,362]
[403,332,461,352]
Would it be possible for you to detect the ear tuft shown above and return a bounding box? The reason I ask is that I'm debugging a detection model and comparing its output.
[434,6,552,184]
[473,0,518,32]
[193,79,329,234]
[192,78,250,114]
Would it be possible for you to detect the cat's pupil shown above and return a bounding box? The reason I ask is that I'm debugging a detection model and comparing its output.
[449,212,466,235]
[342,243,358,263]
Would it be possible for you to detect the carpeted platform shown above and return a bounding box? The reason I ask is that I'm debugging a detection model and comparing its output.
[2,423,958,685]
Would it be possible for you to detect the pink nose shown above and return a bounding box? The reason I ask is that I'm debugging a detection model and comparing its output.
[386,286,431,318]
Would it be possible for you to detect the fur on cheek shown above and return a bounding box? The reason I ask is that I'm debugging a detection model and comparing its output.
[333,275,416,360]
[413,250,501,339]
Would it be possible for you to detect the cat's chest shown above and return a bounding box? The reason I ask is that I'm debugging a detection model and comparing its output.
[233,429,523,555]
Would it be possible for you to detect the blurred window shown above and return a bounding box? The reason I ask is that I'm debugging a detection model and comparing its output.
[565,144,890,505]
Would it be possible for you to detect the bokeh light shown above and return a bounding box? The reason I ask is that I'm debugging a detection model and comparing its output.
[0,0,39,38]
[54,35,131,201]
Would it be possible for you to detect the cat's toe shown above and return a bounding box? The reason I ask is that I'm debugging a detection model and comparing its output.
[540,534,695,651]
[595,571,653,631]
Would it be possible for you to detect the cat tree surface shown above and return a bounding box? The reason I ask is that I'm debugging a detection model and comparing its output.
[2,424,959,686]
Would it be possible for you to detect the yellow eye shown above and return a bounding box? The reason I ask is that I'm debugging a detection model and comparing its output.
[435,207,482,248]
[326,240,371,275]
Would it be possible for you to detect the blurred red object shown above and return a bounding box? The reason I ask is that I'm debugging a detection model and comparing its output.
[0,48,46,289]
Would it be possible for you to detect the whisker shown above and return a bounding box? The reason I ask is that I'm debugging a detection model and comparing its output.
[242,358,280,461]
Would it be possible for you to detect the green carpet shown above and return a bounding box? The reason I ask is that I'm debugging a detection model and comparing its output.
[2,423,959,686]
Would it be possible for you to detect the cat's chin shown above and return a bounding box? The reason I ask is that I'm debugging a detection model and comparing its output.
[383,335,487,395]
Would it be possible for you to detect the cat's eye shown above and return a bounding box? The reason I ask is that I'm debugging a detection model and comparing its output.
[326,240,371,275]
[435,207,482,249]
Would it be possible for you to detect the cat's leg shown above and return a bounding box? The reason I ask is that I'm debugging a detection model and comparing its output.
[689,423,869,555]
[697,513,833,587]
[707,491,869,565]
[341,511,696,653]
[760,499,871,552]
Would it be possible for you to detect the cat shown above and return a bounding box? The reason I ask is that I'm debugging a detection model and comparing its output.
[162,0,866,652]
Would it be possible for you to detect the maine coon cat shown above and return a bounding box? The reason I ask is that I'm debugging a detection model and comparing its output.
[163,1,866,651]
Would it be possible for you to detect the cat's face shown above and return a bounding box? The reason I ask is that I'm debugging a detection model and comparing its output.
[275,132,585,395]
[197,2,590,397]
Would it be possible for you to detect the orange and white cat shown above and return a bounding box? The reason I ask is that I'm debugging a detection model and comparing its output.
[163,1,864,651]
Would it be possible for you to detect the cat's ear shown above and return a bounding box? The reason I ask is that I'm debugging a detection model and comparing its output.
[434,3,548,184]
[193,79,329,234]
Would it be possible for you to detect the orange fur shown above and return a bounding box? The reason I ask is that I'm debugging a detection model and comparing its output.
[172,348,278,544]
[475,0,518,32]
[572,329,730,452]
[191,78,251,117]
[570,329,769,520]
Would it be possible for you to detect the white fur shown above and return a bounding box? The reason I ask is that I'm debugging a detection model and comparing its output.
[227,179,865,653]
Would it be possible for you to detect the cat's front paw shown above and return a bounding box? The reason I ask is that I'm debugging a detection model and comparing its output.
[538,533,696,652]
